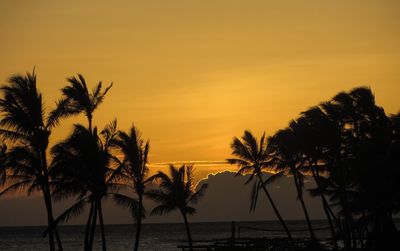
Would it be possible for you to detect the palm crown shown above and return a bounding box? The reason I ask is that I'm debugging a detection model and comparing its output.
[227,131,270,180]
[50,74,112,130]
[147,165,207,216]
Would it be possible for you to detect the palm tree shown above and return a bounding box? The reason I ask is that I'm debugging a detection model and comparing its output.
[293,87,399,250]
[298,107,341,248]
[0,70,64,251]
[111,125,150,251]
[50,120,119,251]
[51,73,112,249]
[146,165,208,251]
[268,122,317,240]
[318,87,384,250]
[227,131,293,242]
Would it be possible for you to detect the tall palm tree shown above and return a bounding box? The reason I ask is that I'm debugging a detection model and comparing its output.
[50,120,119,251]
[293,87,398,250]
[227,131,293,242]
[111,125,150,251]
[0,70,64,251]
[146,165,208,251]
[299,107,341,247]
[318,87,385,250]
[50,73,112,249]
[268,122,316,240]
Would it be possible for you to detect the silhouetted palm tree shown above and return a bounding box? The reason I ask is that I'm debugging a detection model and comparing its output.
[50,120,119,251]
[227,131,293,242]
[0,70,63,251]
[111,125,150,251]
[298,107,341,247]
[51,74,112,249]
[320,87,383,250]
[287,87,400,250]
[268,124,316,240]
[146,165,207,251]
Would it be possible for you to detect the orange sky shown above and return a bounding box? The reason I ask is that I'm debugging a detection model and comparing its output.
[1,0,399,182]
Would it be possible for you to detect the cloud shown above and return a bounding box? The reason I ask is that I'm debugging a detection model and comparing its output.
[0,171,326,226]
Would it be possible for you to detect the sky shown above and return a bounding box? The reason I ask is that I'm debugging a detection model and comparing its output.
[0,0,400,224]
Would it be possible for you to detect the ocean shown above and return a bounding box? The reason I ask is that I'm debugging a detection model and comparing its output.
[0,220,335,250]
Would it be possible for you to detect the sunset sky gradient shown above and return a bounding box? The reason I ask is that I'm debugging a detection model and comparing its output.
[1,0,399,182]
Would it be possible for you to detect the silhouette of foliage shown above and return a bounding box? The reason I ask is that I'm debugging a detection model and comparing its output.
[110,124,150,251]
[146,165,207,251]
[227,131,293,242]
[0,70,63,251]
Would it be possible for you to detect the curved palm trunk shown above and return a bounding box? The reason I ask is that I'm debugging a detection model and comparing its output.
[41,150,63,251]
[84,202,95,250]
[311,168,339,249]
[88,201,98,251]
[257,173,293,242]
[182,212,193,251]
[292,171,316,240]
[97,200,107,251]
[134,194,143,251]
[54,227,63,251]
[42,187,62,250]
[337,164,353,251]
[340,189,353,251]
[322,197,339,249]
[42,187,56,251]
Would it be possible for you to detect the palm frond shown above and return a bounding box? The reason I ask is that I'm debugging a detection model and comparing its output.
[150,205,175,216]
[0,179,33,196]
[43,198,87,237]
[189,183,208,204]
[263,171,286,185]
[231,137,254,162]
[113,193,144,220]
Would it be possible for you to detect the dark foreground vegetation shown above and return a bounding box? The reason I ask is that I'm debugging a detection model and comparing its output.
[0,69,399,251]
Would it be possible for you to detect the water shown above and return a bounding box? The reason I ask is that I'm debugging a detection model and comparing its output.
[0,220,332,251]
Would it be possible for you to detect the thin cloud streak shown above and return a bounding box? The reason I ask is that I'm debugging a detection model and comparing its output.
[148,160,229,168]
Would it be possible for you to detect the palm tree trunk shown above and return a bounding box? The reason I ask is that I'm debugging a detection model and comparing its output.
[88,201,98,251]
[296,184,316,239]
[43,195,56,251]
[311,168,339,247]
[97,200,107,251]
[39,148,63,251]
[292,171,316,240]
[340,191,352,251]
[134,194,143,251]
[257,173,293,242]
[316,182,339,249]
[42,186,56,251]
[84,202,95,251]
[54,227,63,251]
[182,212,193,251]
